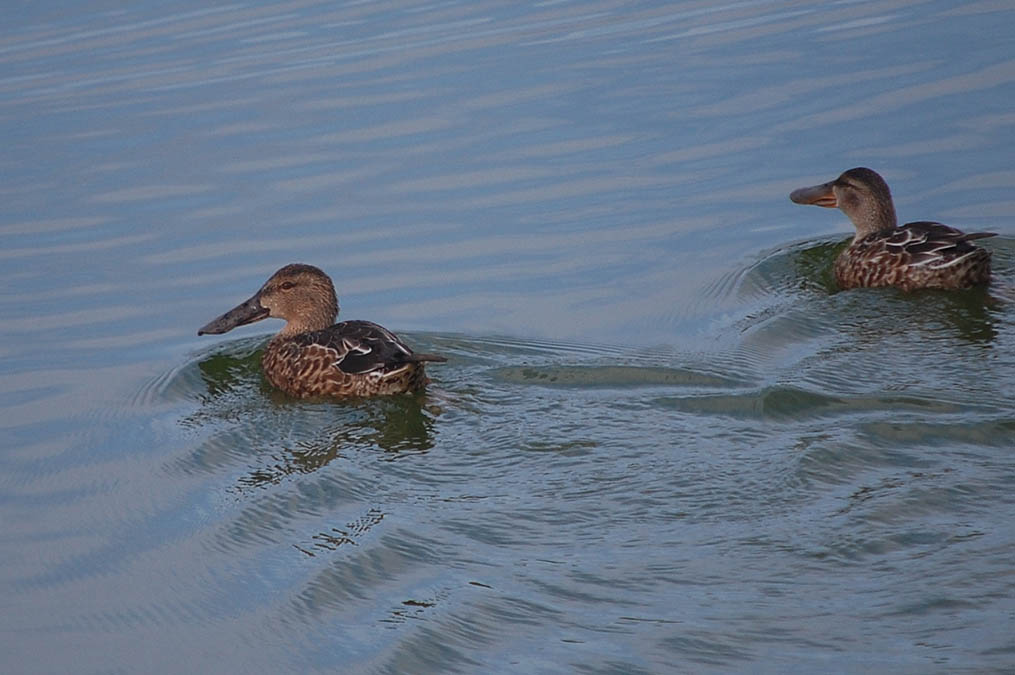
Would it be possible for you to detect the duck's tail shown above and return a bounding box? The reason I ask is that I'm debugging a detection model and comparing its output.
[410,352,448,363]
[962,231,997,241]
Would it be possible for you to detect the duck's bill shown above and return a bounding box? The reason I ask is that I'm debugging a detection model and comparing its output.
[789,181,837,208]
[198,294,269,335]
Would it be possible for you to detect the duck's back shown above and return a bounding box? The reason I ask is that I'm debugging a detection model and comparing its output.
[835,221,994,291]
[263,320,444,398]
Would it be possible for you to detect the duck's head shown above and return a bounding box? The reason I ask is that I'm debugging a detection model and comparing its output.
[198,263,339,337]
[790,167,898,239]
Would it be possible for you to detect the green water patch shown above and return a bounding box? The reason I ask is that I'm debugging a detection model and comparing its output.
[489,364,742,389]
[654,385,967,422]
[722,238,845,302]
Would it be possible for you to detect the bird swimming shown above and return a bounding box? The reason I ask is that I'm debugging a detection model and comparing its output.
[198,264,445,398]
[790,167,995,291]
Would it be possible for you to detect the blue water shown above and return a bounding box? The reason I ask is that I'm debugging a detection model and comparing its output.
[2,1,1014,672]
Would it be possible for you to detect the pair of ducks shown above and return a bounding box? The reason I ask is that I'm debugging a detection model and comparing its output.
[199,168,997,399]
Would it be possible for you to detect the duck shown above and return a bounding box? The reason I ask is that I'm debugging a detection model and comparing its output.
[198,264,446,398]
[790,167,995,291]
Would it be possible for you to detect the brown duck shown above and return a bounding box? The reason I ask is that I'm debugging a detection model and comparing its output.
[790,167,995,291]
[198,264,446,398]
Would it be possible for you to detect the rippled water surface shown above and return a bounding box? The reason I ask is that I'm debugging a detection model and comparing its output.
[3,1,1015,672]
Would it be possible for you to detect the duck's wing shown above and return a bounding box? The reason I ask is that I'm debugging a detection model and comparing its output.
[297,320,445,375]
[887,221,995,268]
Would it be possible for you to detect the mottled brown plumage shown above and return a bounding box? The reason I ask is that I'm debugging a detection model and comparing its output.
[791,167,994,291]
[198,264,445,398]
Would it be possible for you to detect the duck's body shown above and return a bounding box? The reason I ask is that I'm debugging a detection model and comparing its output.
[833,220,994,291]
[260,319,437,398]
[791,167,994,291]
[199,264,445,398]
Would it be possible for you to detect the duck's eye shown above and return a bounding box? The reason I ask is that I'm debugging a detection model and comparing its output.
[280,281,296,291]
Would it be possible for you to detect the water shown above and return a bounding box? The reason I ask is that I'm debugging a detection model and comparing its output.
[3,1,1015,672]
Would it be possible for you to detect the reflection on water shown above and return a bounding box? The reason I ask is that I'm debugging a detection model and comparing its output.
[3,0,1015,672]
[174,340,440,492]
[730,239,1006,373]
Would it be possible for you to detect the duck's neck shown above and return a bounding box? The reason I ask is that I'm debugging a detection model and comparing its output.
[850,200,897,240]
[277,310,337,336]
